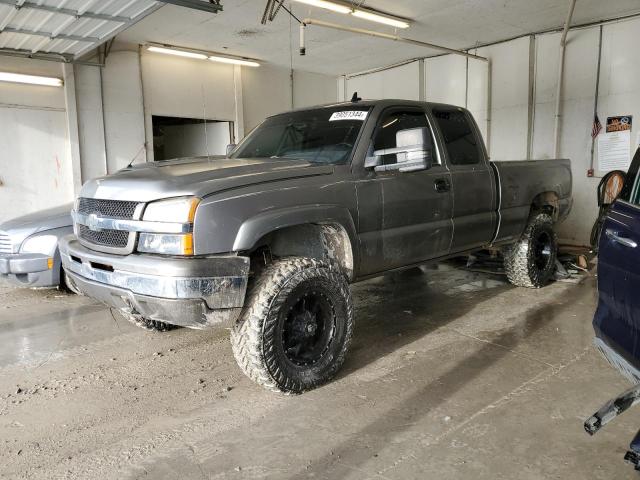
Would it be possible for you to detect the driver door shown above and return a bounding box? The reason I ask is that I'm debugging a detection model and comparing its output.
[368,107,453,272]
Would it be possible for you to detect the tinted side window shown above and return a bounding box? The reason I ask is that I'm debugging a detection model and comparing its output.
[373,110,429,165]
[432,109,481,166]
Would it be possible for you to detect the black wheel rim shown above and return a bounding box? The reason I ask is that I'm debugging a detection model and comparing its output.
[281,286,336,367]
[532,230,553,270]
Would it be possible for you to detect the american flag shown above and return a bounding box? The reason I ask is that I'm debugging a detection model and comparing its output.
[592,114,602,139]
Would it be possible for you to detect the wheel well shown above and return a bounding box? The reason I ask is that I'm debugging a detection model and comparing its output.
[246,223,354,281]
[531,191,559,221]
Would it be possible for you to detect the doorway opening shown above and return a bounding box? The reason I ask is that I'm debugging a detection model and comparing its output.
[152,115,234,161]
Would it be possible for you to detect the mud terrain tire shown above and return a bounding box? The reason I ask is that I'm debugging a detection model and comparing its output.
[231,257,353,393]
[503,213,557,288]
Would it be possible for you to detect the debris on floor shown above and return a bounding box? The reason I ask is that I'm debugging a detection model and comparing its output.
[463,247,595,284]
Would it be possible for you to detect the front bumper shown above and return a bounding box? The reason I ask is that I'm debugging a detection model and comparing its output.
[59,235,249,329]
[0,252,56,287]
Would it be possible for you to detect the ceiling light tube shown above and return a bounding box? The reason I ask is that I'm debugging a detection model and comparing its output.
[0,72,63,87]
[147,46,208,60]
[351,9,410,29]
[208,56,260,67]
[293,0,351,14]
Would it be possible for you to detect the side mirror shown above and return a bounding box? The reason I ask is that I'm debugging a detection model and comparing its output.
[371,127,434,172]
[226,144,237,156]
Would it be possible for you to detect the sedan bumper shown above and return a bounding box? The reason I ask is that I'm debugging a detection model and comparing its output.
[59,235,249,329]
[0,252,56,287]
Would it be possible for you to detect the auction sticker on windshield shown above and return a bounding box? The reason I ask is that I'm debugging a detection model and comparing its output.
[329,111,368,121]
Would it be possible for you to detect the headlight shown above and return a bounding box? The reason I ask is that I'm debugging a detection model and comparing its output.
[21,235,58,255]
[138,233,193,256]
[143,197,200,223]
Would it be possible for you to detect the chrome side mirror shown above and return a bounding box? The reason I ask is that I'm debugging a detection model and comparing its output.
[368,127,434,173]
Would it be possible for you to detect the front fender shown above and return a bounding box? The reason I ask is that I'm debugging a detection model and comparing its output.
[232,205,358,254]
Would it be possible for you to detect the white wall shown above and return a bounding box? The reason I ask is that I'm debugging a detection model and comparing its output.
[241,65,292,133]
[0,57,74,222]
[293,70,338,109]
[75,64,107,182]
[346,61,421,101]
[102,51,146,172]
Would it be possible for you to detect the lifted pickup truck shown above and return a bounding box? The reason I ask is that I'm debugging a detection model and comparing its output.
[60,99,572,393]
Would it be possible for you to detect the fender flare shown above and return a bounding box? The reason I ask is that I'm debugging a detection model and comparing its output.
[232,204,359,261]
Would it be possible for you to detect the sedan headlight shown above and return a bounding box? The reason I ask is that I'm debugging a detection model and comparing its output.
[21,234,58,255]
[143,197,200,223]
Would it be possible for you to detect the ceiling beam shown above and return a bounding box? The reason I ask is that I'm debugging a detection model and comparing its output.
[3,26,100,43]
[155,0,222,14]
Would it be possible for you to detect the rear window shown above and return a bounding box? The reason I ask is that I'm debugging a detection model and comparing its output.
[432,109,481,166]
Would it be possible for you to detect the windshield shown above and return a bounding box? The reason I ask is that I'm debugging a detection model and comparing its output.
[231,106,370,164]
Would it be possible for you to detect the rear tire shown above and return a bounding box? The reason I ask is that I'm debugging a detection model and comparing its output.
[503,213,557,288]
[231,257,353,394]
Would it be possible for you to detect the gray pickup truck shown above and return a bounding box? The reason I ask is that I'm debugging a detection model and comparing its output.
[60,99,572,393]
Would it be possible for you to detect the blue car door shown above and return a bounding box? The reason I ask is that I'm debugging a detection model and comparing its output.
[594,148,640,375]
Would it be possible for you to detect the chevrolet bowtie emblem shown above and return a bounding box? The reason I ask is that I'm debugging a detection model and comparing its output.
[87,213,102,232]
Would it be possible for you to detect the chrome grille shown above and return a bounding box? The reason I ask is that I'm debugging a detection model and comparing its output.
[78,225,129,248]
[77,198,138,219]
[0,232,11,254]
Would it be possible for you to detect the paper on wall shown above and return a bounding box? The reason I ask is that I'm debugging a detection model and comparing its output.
[598,129,631,171]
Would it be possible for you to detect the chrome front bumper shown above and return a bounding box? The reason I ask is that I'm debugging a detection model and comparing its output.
[59,235,249,329]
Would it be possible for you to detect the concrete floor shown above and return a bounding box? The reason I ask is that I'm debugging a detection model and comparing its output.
[0,264,638,479]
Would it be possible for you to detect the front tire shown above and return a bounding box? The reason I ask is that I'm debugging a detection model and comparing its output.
[231,257,353,394]
[503,213,557,288]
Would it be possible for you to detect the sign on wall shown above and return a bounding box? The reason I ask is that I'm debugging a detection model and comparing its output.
[598,115,632,171]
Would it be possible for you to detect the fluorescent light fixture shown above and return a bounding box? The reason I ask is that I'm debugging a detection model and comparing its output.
[351,9,410,29]
[208,56,260,67]
[147,46,208,60]
[292,0,410,28]
[0,72,62,87]
[294,0,351,14]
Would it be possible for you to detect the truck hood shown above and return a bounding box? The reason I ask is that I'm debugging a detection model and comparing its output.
[0,203,73,252]
[80,156,335,202]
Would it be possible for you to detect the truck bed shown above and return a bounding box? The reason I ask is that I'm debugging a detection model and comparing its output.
[491,158,572,244]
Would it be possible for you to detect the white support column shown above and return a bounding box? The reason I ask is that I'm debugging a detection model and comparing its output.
[233,65,244,142]
[63,63,82,194]
[139,46,154,162]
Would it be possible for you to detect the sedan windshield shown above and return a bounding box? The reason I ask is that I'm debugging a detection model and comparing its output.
[231,107,370,165]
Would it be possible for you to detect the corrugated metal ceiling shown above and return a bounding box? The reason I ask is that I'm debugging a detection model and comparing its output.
[0,0,160,61]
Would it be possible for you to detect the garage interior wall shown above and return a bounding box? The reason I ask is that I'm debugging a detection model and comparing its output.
[342,16,640,246]
[0,57,75,221]
[0,49,338,223]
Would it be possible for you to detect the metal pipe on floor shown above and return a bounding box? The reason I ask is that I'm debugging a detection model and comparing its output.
[553,0,577,158]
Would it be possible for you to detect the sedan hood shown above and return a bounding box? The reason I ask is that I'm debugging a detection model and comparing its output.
[0,203,73,252]
[80,157,334,202]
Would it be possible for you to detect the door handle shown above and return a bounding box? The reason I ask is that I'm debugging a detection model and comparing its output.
[434,178,450,193]
[605,229,638,248]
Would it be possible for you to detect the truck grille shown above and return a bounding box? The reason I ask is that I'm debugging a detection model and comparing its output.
[78,225,129,248]
[0,232,11,254]
[77,198,138,219]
